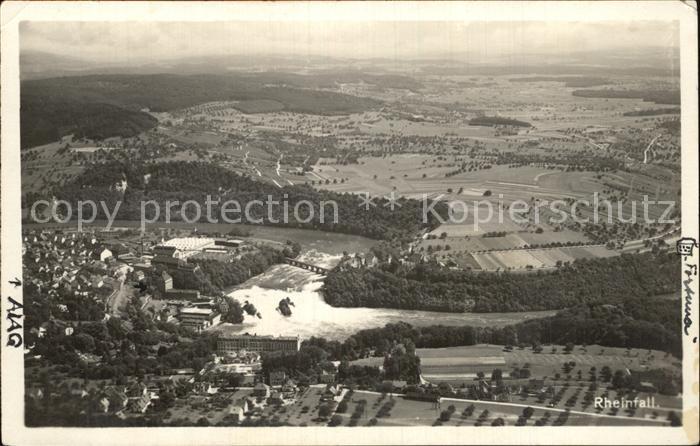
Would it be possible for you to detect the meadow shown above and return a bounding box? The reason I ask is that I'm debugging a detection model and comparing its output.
[468,245,618,271]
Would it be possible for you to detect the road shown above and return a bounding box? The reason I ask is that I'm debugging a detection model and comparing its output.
[622,226,680,253]
[643,135,661,164]
[106,276,132,316]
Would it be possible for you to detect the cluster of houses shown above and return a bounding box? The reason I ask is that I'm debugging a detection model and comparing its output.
[227,377,342,422]
[340,251,438,271]
[27,369,198,417]
[24,230,259,336]
[22,230,127,314]
[341,252,382,269]
[227,378,295,422]
[23,230,354,423]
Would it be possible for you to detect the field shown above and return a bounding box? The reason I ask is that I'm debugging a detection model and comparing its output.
[310,159,590,200]
[413,344,679,377]
[353,344,680,382]
[157,127,228,147]
[306,152,679,270]
[331,389,671,427]
[233,99,286,114]
[149,382,674,427]
[350,343,681,425]
[468,245,618,271]
[20,136,89,194]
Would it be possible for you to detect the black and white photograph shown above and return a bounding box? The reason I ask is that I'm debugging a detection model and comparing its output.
[1,1,698,445]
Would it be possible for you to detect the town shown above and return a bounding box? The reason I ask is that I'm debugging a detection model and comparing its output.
[22,224,682,427]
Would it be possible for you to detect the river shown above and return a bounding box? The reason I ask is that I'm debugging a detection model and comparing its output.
[209,251,556,341]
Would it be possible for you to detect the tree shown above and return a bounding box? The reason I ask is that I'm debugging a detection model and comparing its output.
[522,407,535,419]
[491,369,503,382]
[221,298,244,323]
[329,414,343,426]
[318,404,332,419]
[667,411,681,427]
[158,391,175,409]
[380,381,394,394]
[73,333,96,353]
[491,417,505,426]
[612,370,628,389]
[437,382,453,396]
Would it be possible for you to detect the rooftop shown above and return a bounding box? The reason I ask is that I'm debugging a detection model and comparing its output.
[219,334,299,341]
[162,237,216,251]
[180,307,216,315]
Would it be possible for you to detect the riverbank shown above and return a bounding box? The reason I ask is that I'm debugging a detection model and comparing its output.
[211,253,556,341]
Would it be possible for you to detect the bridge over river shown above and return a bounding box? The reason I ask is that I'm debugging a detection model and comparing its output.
[283,258,330,274]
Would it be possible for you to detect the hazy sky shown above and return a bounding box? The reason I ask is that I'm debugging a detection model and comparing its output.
[20,21,679,62]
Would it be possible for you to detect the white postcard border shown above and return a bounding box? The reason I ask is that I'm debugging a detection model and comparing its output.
[2,2,698,445]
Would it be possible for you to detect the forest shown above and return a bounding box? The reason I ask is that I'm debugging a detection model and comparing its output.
[20,73,382,148]
[469,116,532,128]
[322,252,680,312]
[20,99,158,149]
[623,108,680,116]
[339,295,681,357]
[190,247,287,291]
[572,88,680,105]
[50,160,448,241]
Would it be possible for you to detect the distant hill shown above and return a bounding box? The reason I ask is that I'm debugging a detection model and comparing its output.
[20,51,104,80]
[20,99,158,149]
[20,73,383,148]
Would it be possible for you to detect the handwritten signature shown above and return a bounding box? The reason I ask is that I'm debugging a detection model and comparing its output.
[677,238,698,340]
[683,263,696,337]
